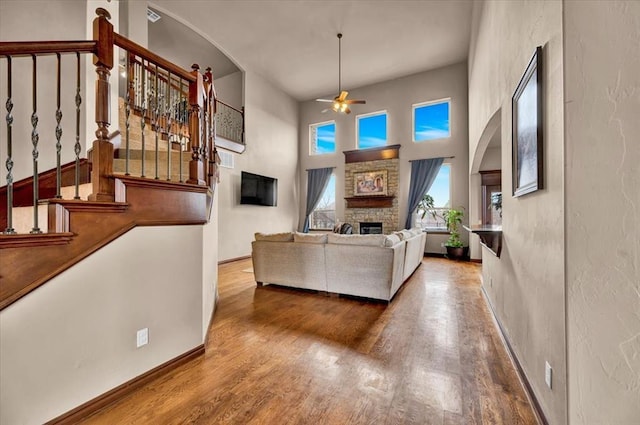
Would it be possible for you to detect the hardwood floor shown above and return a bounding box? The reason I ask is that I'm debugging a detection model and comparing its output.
[80,257,537,424]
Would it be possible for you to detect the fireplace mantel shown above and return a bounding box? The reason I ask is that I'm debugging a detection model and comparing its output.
[345,196,395,209]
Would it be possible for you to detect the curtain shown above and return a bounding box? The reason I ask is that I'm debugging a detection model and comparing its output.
[303,167,334,233]
[405,157,444,229]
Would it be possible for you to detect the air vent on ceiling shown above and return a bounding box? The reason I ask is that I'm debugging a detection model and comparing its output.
[147,8,161,23]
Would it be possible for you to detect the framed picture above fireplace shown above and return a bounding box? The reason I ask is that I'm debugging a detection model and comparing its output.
[353,170,388,196]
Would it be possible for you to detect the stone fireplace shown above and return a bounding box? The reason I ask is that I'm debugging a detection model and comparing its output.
[343,145,401,235]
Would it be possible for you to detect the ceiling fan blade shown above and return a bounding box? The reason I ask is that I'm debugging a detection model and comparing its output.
[321,108,331,113]
[344,99,366,105]
[316,99,334,103]
[338,91,348,102]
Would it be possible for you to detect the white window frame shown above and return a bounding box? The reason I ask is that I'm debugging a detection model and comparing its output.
[412,98,451,142]
[309,120,336,156]
[356,110,388,149]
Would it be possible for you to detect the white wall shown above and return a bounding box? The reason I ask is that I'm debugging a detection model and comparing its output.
[564,2,640,423]
[298,62,469,253]
[0,226,205,425]
[216,70,299,261]
[468,1,566,423]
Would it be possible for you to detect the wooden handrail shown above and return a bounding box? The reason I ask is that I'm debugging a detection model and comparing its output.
[0,41,97,56]
[216,99,243,115]
[114,34,195,82]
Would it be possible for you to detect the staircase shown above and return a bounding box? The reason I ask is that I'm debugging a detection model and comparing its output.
[0,8,228,311]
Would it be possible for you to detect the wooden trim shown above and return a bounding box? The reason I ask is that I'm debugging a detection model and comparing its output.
[343,144,401,163]
[345,196,394,209]
[0,233,74,249]
[481,287,548,425]
[113,175,211,195]
[46,344,205,425]
[469,258,482,264]
[0,40,97,56]
[218,255,251,265]
[114,34,195,82]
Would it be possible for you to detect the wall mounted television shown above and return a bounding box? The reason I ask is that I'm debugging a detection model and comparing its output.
[240,171,278,206]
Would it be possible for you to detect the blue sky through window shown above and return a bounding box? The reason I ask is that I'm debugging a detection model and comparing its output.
[414,100,450,142]
[427,164,450,207]
[358,112,387,149]
[311,122,335,155]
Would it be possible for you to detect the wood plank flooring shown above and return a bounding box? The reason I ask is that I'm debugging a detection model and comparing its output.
[79,257,537,424]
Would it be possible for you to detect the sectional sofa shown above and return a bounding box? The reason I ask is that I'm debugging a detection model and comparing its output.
[251,228,426,302]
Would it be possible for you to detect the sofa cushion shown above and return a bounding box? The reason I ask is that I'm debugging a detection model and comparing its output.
[384,234,402,247]
[327,233,387,247]
[254,232,294,242]
[399,230,413,240]
[409,227,423,237]
[294,232,328,244]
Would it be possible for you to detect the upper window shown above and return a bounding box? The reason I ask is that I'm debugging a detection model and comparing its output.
[310,121,336,155]
[417,164,451,230]
[357,111,387,149]
[413,99,450,142]
[309,174,336,230]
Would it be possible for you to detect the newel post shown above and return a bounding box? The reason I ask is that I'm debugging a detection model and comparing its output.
[88,7,115,201]
[187,64,205,185]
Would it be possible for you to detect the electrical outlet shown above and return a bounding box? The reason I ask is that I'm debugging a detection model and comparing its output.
[136,328,149,348]
[545,361,552,389]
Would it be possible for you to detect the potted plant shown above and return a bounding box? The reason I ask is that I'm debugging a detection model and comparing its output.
[490,192,502,218]
[443,207,468,260]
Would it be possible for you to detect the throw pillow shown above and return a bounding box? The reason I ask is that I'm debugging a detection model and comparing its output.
[294,232,328,244]
[254,232,294,242]
[327,233,387,247]
[384,234,402,247]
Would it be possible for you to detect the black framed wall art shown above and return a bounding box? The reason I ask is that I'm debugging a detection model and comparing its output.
[512,46,543,197]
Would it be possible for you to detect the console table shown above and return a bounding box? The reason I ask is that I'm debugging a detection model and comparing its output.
[464,225,502,257]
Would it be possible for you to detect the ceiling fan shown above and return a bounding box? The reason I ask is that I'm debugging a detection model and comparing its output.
[316,33,366,114]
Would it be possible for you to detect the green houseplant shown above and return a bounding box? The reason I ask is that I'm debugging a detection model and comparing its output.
[442,207,468,260]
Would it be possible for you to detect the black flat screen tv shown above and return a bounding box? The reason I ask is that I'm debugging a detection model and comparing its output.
[240,171,278,206]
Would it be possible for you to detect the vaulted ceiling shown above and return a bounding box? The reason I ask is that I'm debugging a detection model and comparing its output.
[150,0,474,101]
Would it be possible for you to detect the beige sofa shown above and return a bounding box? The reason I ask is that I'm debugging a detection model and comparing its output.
[251,228,426,302]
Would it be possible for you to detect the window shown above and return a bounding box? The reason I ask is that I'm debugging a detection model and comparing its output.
[357,111,387,149]
[309,174,336,230]
[417,164,451,229]
[413,99,450,142]
[310,121,336,155]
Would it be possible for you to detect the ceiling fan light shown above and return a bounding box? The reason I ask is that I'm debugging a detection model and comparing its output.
[340,103,348,112]
[333,102,340,111]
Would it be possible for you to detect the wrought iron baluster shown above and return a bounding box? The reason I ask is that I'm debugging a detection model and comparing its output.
[178,78,184,182]
[30,55,41,234]
[140,60,147,178]
[74,52,82,200]
[54,53,63,198]
[154,63,159,179]
[4,56,16,234]
[125,53,131,175]
[166,71,172,181]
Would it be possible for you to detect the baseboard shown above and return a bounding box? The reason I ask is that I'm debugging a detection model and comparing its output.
[470,258,482,264]
[480,287,548,425]
[47,344,205,424]
[218,255,251,265]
